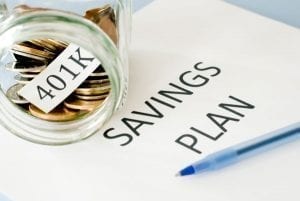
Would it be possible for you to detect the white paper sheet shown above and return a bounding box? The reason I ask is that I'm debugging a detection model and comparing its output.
[0,0,299,201]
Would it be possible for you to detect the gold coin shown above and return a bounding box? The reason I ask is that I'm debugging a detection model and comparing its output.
[85,5,118,44]
[6,61,46,73]
[98,12,118,44]
[6,84,29,105]
[28,40,57,52]
[45,39,68,49]
[75,93,109,101]
[12,44,55,59]
[64,98,104,111]
[30,39,58,52]
[84,5,111,19]
[75,83,111,96]
[19,41,47,51]
[29,104,79,122]
[14,75,33,84]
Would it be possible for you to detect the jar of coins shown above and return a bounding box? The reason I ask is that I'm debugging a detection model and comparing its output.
[0,0,132,144]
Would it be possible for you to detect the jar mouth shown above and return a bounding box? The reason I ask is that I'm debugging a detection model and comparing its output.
[0,10,126,145]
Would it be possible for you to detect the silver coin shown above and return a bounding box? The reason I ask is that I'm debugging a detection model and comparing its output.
[15,74,33,84]
[89,72,107,77]
[19,72,39,78]
[6,84,29,104]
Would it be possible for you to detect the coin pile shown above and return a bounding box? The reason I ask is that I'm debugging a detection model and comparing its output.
[5,5,117,122]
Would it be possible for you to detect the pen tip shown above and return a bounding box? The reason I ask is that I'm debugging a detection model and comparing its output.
[177,166,196,176]
[175,172,181,177]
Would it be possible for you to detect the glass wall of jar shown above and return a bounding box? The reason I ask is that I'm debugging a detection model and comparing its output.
[0,0,132,145]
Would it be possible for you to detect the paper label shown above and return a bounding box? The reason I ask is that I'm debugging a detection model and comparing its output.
[19,43,100,113]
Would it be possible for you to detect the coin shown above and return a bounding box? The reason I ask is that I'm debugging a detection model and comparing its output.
[89,72,108,77]
[12,44,55,60]
[98,12,118,44]
[19,72,39,78]
[6,84,29,105]
[84,5,110,20]
[14,74,33,84]
[84,78,110,84]
[85,5,118,44]
[19,41,47,51]
[75,93,109,101]
[45,39,68,49]
[30,39,59,52]
[86,76,109,82]
[90,66,106,77]
[75,83,111,96]
[79,82,110,88]
[6,61,46,73]
[85,5,116,24]
[29,104,79,122]
[86,75,109,80]
[12,54,43,63]
[64,98,104,111]
[11,49,48,61]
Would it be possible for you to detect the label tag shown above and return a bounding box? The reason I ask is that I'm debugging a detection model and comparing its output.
[19,43,101,113]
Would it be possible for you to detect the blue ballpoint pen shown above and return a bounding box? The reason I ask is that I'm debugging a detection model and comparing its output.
[177,122,300,176]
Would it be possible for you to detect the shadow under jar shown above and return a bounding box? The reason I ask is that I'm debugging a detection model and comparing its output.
[0,0,132,145]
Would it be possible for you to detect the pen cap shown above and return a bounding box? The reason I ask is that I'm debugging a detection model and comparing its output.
[0,0,132,145]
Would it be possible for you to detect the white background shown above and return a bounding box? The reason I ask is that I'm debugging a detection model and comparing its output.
[0,0,299,201]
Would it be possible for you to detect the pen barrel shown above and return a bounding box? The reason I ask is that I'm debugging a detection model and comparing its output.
[235,123,300,159]
[207,148,239,170]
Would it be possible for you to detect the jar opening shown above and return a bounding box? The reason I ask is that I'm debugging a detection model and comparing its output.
[0,10,126,145]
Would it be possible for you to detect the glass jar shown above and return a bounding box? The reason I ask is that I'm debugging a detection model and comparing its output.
[0,0,132,145]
